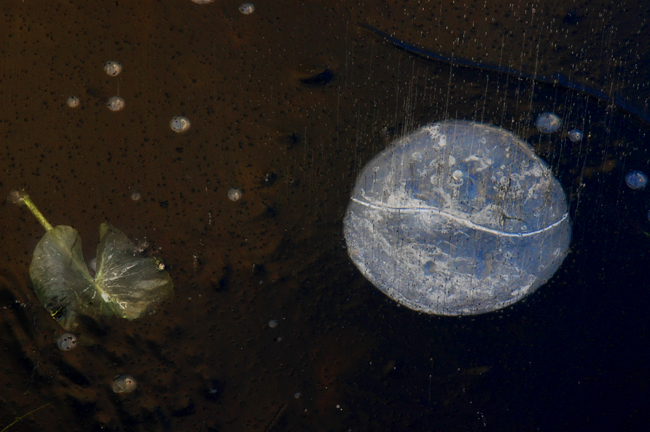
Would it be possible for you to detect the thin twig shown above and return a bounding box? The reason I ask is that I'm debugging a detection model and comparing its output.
[1,402,51,432]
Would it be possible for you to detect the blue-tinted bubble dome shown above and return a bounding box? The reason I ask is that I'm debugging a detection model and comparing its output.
[535,112,562,133]
[112,375,137,393]
[567,129,583,142]
[625,171,648,190]
[344,120,571,316]
[56,333,77,351]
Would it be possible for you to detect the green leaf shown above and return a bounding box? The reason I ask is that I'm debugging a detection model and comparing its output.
[29,223,174,331]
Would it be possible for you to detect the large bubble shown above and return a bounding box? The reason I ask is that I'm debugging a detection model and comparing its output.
[344,120,572,316]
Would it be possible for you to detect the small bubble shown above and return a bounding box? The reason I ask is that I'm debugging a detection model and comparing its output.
[67,95,80,108]
[56,333,77,351]
[268,319,278,328]
[535,112,562,133]
[228,188,243,201]
[131,191,141,201]
[104,61,123,77]
[567,129,583,142]
[294,392,301,399]
[170,116,191,133]
[107,96,125,112]
[112,375,137,393]
[239,3,255,14]
[625,170,648,190]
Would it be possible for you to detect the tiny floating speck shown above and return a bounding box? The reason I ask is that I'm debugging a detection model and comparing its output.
[228,188,243,201]
[104,61,123,77]
[567,129,583,142]
[170,116,191,133]
[56,333,77,351]
[625,170,648,190]
[67,96,80,108]
[107,96,125,112]
[535,112,562,133]
[239,3,255,14]
[112,375,137,393]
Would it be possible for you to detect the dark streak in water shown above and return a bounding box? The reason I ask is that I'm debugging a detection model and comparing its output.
[360,23,650,126]
[300,69,334,86]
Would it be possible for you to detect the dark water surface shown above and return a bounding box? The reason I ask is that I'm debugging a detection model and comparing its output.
[2,0,650,430]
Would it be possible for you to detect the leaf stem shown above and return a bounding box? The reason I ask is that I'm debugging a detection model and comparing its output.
[14,192,53,232]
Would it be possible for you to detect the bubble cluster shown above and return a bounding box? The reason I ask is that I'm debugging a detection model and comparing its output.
[228,188,243,201]
[107,96,125,112]
[625,171,648,190]
[104,61,123,77]
[67,96,80,108]
[56,333,77,351]
[239,3,255,14]
[170,116,191,133]
[112,375,137,393]
[535,112,562,133]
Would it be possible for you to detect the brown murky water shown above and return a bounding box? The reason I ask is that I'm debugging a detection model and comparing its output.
[2,0,650,430]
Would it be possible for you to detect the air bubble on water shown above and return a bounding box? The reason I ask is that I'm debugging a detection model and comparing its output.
[294,392,301,399]
[269,319,278,328]
[567,129,583,142]
[67,96,80,108]
[535,112,562,133]
[104,61,123,77]
[239,3,255,14]
[170,116,191,133]
[56,333,77,351]
[625,171,648,190]
[112,375,137,393]
[107,96,125,112]
[228,188,243,201]
[344,120,571,316]
[131,191,141,201]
